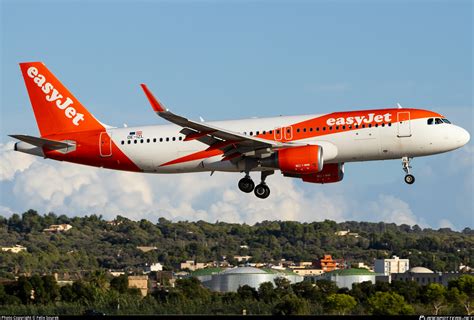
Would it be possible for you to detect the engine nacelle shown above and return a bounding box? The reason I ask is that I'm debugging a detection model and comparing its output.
[301,163,344,184]
[261,145,323,174]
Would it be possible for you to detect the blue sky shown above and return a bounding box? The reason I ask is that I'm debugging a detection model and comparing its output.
[0,0,472,229]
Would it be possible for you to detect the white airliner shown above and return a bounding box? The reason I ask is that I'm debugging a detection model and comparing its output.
[11,62,470,198]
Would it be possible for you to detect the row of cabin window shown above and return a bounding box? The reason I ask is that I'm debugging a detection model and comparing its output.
[243,122,392,136]
[120,122,394,144]
[121,136,184,145]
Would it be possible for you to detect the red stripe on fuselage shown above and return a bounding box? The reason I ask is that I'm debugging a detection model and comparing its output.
[43,131,142,172]
[158,108,441,167]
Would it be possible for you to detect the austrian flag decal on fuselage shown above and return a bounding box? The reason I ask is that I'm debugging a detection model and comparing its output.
[26,67,85,126]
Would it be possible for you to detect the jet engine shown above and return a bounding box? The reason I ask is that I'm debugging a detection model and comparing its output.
[300,163,344,184]
[261,145,323,174]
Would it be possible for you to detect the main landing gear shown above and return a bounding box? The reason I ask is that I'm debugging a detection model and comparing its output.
[238,171,274,199]
[402,156,415,185]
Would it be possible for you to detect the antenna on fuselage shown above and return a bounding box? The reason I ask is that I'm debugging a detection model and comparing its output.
[397,103,403,109]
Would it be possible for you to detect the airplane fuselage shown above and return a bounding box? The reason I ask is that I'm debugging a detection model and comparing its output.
[12,62,471,198]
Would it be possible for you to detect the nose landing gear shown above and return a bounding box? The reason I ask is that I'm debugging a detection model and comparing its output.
[402,156,415,185]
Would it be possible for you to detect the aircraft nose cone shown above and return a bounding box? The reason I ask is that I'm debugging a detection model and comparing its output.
[457,127,470,147]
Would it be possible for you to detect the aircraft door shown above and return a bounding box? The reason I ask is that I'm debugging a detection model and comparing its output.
[284,126,293,140]
[397,112,412,138]
[99,132,112,157]
[274,127,283,141]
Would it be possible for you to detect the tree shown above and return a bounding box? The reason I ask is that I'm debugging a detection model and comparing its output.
[315,279,338,295]
[424,283,447,315]
[15,276,33,304]
[258,282,277,303]
[368,291,414,315]
[175,277,210,301]
[72,281,95,302]
[42,275,60,303]
[448,275,474,315]
[272,294,310,315]
[237,285,258,300]
[60,284,76,302]
[326,293,357,315]
[29,274,45,304]
[274,277,292,297]
[110,275,129,294]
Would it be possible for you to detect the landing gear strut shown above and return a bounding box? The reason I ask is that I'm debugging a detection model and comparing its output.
[402,156,415,185]
[254,171,273,199]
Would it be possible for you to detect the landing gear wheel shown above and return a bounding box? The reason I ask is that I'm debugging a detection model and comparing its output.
[404,174,415,185]
[401,157,415,185]
[254,183,270,199]
[238,177,255,193]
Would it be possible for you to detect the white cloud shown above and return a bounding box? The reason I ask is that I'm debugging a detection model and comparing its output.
[0,141,452,229]
[0,143,350,223]
[0,205,13,217]
[0,142,36,181]
[365,194,422,226]
[438,219,456,230]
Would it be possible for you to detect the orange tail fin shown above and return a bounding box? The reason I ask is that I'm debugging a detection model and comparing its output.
[19,62,104,137]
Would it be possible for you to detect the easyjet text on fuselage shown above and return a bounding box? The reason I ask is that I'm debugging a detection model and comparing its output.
[326,113,392,126]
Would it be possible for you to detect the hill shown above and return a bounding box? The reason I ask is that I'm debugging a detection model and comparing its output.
[0,209,473,275]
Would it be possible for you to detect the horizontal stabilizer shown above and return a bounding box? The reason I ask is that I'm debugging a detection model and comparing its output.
[9,134,73,150]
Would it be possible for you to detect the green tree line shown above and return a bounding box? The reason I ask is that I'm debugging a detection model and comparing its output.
[0,273,472,315]
[1,210,472,275]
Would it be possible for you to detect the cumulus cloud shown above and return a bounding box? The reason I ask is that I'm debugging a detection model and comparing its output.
[0,142,36,181]
[0,142,351,223]
[0,141,446,229]
[438,219,456,230]
[365,194,422,226]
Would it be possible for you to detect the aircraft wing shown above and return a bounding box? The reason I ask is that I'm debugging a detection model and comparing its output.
[140,84,298,160]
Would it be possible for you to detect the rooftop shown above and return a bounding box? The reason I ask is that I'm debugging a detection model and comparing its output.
[190,268,224,276]
[190,266,299,277]
[326,268,376,276]
[408,267,434,273]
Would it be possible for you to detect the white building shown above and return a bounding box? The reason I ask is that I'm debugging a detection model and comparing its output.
[311,268,377,289]
[1,245,27,253]
[144,262,163,273]
[374,256,409,275]
[43,224,73,233]
[194,267,303,292]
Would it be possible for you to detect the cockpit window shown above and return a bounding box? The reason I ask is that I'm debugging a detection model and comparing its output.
[435,118,443,124]
[442,118,451,124]
[427,118,434,125]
